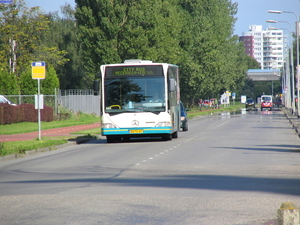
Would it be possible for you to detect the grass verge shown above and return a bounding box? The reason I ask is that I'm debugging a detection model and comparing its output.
[187,103,243,119]
[0,112,101,158]
[0,133,100,157]
[0,137,68,157]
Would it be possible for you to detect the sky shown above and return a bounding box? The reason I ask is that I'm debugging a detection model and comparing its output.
[26,0,300,36]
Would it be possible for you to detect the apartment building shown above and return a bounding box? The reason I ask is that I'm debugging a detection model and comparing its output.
[239,25,286,70]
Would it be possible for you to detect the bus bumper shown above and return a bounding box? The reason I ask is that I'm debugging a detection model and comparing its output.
[102,127,172,136]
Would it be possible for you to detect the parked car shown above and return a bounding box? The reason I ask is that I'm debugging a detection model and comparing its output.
[245,98,255,108]
[273,97,282,107]
[202,99,211,107]
[0,95,16,106]
[180,101,188,131]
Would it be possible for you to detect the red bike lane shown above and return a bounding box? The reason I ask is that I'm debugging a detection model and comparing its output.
[0,123,100,142]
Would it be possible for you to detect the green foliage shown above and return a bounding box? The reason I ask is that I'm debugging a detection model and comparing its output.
[245,55,261,69]
[176,0,247,103]
[41,65,60,95]
[0,0,259,103]
[239,55,261,99]
[254,80,281,97]
[0,139,68,157]
[19,69,36,95]
[19,65,60,95]
[45,5,86,89]
[0,70,19,94]
[0,0,67,94]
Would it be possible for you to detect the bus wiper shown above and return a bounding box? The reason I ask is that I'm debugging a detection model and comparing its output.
[142,108,163,113]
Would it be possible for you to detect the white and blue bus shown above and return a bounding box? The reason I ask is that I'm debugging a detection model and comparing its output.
[98,59,180,143]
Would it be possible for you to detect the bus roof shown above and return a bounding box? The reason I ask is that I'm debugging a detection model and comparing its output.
[124,59,153,64]
[101,59,178,68]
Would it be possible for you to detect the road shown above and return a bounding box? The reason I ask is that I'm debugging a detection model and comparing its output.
[1,108,300,225]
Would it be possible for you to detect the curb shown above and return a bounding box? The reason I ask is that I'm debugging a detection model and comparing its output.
[281,107,300,136]
[0,137,98,162]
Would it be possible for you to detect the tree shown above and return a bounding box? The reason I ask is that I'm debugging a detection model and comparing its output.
[0,0,67,94]
[0,70,19,94]
[19,65,59,95]
[245,55,260,69]
[178,0,247,103]
[75,0,185,86]
[44,4,86,89]
[74,0,252,104]
[19,68,35,95]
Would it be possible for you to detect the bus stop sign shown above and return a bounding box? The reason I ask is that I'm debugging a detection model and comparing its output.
[32,62,46,79]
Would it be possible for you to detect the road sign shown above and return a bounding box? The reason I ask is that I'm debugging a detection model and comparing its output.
[32,62,46,79]
[35,94,44,109]
[31,61,46,140]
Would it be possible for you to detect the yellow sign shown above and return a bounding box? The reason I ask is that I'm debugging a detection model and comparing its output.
[32,62,46,79]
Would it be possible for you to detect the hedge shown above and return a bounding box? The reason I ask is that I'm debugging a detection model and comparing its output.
[0,103,53,125]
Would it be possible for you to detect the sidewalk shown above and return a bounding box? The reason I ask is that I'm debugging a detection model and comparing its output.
[0,123,101,142]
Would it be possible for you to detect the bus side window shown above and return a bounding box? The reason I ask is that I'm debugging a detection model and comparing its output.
[169,79,176,92]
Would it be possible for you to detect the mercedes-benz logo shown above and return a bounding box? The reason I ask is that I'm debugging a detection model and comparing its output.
[131,120,139,126]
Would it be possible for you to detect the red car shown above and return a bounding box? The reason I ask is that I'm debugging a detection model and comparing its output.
[261,95,273,110]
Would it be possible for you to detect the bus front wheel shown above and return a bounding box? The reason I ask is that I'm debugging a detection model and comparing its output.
[162,134,172,141]
[172,131,178,138]
[106,136,115,143]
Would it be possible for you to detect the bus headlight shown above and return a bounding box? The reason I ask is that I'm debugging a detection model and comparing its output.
[102,123,117,128]
[155,122,172,127]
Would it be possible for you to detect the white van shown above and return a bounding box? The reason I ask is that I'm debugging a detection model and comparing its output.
[261,95,273,110]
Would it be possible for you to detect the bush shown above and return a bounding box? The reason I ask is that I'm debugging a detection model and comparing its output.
[0,103,53,125]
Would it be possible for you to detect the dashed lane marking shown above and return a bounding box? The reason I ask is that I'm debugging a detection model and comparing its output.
[135,135,198,166]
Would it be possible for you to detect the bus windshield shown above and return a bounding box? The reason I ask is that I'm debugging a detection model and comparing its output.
[104,76,165,113]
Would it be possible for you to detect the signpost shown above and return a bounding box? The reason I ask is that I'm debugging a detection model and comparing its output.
[32,62,46,140]
[232,93,236,105]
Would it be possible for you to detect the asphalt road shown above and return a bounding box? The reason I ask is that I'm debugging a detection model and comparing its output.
[1,108,300,225]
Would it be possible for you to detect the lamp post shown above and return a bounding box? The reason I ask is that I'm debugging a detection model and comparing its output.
[266,21,295,112]
[268,10,299,117]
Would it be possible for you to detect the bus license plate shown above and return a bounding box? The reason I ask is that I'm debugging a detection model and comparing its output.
[130,130,143,133]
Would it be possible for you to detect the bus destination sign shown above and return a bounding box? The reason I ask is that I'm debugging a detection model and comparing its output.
[106,65,163,76]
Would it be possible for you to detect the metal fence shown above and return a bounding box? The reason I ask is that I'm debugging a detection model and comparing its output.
[6,95,57,112]
[6,89,101,116]
[58,95,100,116]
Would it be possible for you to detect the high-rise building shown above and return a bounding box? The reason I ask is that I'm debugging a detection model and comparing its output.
[239,25,286,70]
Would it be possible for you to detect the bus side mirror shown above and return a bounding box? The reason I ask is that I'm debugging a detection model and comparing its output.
[93,80,100,95]
[169,79,176,92]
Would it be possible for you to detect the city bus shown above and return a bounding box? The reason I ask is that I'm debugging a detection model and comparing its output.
[97,59,181,143]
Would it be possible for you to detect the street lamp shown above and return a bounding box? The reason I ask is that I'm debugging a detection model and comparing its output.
[268,10,300,117]
[266,21,295,112]
[266,20,291,27]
